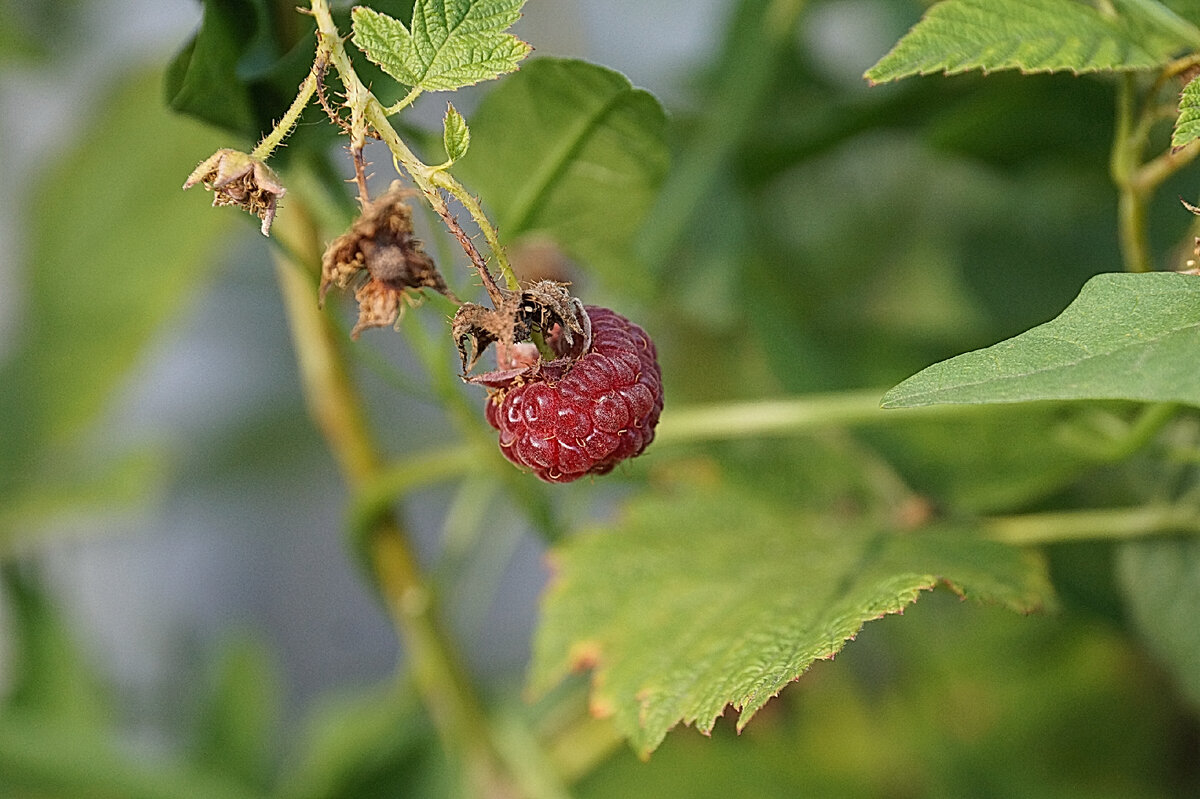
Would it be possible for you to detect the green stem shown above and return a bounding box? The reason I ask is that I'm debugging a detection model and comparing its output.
[309,0,516,300]
[1112,74,1153,274]
[250,69,319,161]
[386,85,424,116]
[653,390,1000,444]
[431,170,521,291]
[983,504,1200,546]
[270,188,539,798]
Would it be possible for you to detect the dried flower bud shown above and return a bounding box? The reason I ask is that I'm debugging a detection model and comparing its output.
[321,184,452,338]
[183,149,286,236]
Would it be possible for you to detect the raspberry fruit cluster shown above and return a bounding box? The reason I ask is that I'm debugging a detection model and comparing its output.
[485,306,663,483]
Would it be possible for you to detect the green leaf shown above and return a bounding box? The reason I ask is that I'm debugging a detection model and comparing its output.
[1,565,109,726]
[1174,74,1200,149]
[881,273,1200,409]
[279,683,451,799]
[164,0,264,137]
[529,485,1054,756]
[453,58,669,288]
[1116,536,1200,708]
[188,636,279,792]
[350,0,531,93]
[0,68,231,550]
[865,0,1200,83]
[442,102,470,163]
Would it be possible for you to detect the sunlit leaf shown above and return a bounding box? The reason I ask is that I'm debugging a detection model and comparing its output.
[351,0,530,93]
[530,484,1054,756]
[882,273,1200,408]
[865,0,1199,83]
[442,102,470,163]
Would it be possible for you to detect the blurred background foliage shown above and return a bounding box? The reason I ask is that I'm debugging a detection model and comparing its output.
[1,0,1199,796]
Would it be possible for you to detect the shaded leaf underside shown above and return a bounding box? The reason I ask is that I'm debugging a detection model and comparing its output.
[882,273,1200,409]
[530,486,1054,756]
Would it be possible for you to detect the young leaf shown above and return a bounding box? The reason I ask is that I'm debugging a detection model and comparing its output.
[529,485,1054,756]
[442,102,470,163]
[350,0,531,93]
[881,273,1200,409]
[452,58,669,288]
[865,0,1199,83]
[1174,73,1200,149]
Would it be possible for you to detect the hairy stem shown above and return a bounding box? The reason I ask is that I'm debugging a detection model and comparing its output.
[309,0,517,303]
[251,68,319,162]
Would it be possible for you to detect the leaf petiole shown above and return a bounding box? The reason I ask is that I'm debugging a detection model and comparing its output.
[384,86,423,116]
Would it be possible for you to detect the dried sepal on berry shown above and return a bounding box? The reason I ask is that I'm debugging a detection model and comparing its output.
[320,184,453,339]
[183,149,286,236]
[451,281,591,380]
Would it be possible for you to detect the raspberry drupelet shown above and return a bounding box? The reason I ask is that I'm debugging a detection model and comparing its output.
[484,306,663,483]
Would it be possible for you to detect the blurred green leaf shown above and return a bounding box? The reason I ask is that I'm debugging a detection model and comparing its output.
[1116,535,1200,708]
[350,0,531,93]
[864,405,1105,514]
[0,68,231,550]
[454,58,669,288]
[279,682,451,799]
[882,273,1200,408]
[0,450,169,554]
[530,483,1055,756]
[188,636,279,792]
[865,0,1199,83]
[0,714,265,799]
[1,565,109,727]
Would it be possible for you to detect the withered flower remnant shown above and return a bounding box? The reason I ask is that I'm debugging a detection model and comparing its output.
[183,149,286,236]
[321,185,453,338]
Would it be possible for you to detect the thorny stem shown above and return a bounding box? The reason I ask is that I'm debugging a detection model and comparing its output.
[309,0,519,304]
[251,68,319,162]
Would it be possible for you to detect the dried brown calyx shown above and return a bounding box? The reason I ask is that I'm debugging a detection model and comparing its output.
[184,149,286,236]
[320,184,454,338]
[451,280,590,387]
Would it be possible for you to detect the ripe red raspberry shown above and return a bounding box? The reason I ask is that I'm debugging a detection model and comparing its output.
[485,306,663,483]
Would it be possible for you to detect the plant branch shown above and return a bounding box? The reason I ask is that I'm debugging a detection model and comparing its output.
[652,390,1008,444]
[251,68,319,161]
[982,504,1200,546]
[309,0,517,303]
[1112,74,1153,273]
[270,189,539,798]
